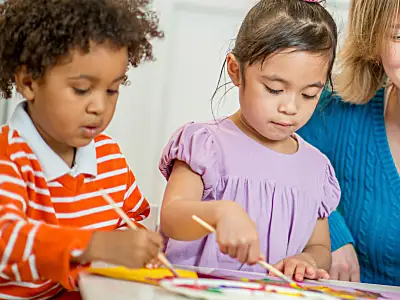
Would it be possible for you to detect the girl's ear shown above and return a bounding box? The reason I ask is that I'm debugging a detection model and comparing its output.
[14,66,38,102]
[226,53,242,87]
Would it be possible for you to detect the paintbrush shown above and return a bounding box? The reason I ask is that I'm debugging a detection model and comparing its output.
[191,215,301,288]
[99,189,179,278]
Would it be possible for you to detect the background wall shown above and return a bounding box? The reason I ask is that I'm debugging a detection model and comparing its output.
[0,0,351,210]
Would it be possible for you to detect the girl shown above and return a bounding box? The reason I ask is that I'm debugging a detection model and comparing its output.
[299,0,400,285]
[159,0,340,281]
[0,0,163,299]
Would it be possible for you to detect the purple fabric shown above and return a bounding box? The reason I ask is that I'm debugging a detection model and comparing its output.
[159,118,340,273]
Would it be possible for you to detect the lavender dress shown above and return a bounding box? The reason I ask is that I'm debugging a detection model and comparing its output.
[159,118,340,273]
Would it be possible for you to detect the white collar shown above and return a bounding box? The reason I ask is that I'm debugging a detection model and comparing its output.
[8,101,97,181]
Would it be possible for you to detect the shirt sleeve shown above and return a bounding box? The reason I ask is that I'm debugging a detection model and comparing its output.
[318,163,341,218]
[116,165,150,230]
[0,158,93,290]
[159,122,218,198]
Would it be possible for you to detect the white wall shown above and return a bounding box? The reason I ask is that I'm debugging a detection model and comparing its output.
[110,0,351,208]
[0,1,351,210]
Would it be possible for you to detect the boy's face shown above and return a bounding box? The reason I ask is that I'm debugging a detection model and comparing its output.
[16,41,128,156]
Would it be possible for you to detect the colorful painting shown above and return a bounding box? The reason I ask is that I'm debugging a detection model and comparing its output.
[160,278,336,299]
[85,267,400,300]
[199,269,399,300]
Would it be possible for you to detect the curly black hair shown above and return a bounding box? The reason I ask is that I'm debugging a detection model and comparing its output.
[0,0,164,99]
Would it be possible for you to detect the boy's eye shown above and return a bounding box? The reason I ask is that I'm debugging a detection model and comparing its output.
[73,88,89,95]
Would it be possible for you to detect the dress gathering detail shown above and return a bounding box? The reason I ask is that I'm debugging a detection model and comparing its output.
[159,118,340,273]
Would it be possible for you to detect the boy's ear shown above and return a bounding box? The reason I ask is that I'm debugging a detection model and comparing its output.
[14,66,38,102]
[226,53,242,87]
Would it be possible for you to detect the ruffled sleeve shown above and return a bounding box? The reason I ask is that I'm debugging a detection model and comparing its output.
[159,122,218,193]
[318,163,341,218]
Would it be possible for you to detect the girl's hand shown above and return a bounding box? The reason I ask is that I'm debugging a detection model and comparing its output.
[274,253,329,281]
[215,201,261,265]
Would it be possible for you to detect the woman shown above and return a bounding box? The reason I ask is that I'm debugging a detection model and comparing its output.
[298,0,400,285]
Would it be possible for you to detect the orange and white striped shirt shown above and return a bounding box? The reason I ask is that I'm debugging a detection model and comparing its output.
[0,102,150,299]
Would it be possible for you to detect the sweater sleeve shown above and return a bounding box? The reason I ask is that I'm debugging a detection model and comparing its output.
[298,89,355,251]
[328,211,355,251]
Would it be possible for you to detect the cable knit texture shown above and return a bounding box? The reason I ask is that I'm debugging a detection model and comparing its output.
[298,89,400,286]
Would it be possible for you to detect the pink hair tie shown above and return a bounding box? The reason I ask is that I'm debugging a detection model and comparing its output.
[302,0,322,2]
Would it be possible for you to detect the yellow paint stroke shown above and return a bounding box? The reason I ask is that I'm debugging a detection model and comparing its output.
[85,267,198,285]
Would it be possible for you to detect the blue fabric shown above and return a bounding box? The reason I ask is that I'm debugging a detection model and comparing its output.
[298,89,400,286]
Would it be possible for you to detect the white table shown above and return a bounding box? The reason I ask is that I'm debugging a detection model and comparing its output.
[79,265,400,300]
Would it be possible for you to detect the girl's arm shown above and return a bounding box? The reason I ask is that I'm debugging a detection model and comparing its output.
[274,218,332,281]
[160,160,241,241]
[159,123,261,264]
[303,218,332,271]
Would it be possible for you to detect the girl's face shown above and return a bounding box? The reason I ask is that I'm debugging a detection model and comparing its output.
[227,49,329,142]
[381,13,400,89]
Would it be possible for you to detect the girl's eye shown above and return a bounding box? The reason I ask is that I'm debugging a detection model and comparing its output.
[264,85,282,95]
[73,88,89,95]
[302,94,318,100]
[107,89,119,96]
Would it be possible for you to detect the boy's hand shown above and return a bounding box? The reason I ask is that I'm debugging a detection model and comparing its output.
[78,229,163,268]
[274,253,329,281]
[215,202,261,266]
[146,258,161,269]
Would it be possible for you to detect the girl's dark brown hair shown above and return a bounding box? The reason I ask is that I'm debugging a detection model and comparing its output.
[212,0,337,108]
[0,0,163,99]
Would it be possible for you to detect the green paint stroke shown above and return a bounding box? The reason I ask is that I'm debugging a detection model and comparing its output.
[207,288,223,294]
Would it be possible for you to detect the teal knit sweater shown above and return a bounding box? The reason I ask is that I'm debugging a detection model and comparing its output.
[298,89,400,286]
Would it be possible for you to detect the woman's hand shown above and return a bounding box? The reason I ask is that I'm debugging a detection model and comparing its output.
[329,244,360,282]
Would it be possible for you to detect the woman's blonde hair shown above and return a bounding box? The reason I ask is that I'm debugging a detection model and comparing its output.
[336,0,399,104]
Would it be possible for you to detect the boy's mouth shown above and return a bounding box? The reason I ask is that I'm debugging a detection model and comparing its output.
[82,124,102,138]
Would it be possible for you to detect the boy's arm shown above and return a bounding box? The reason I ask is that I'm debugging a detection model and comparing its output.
[0,158,93,290]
